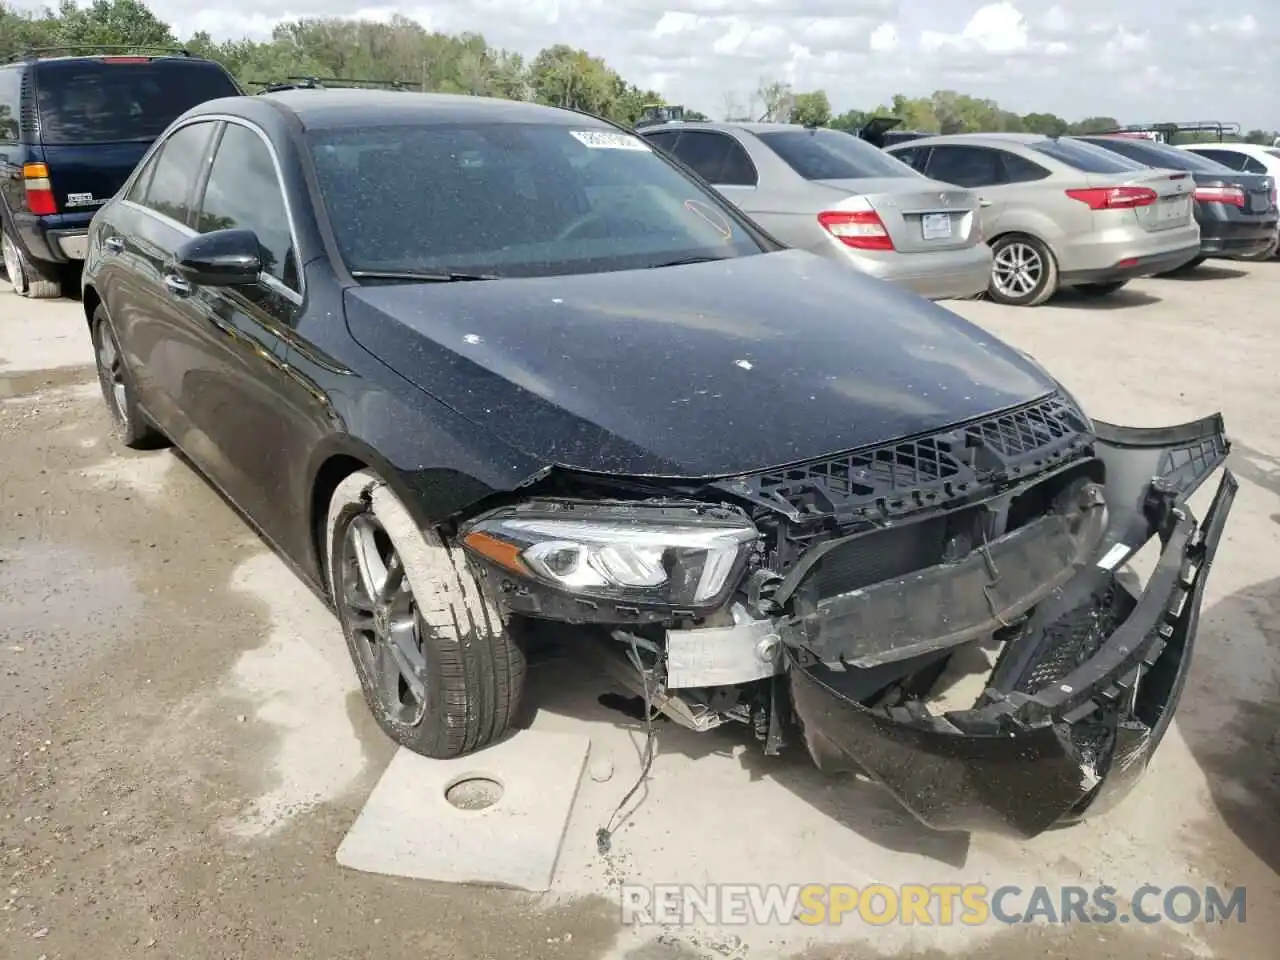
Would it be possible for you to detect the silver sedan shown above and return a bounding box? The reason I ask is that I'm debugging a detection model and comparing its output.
[639,122,991,301]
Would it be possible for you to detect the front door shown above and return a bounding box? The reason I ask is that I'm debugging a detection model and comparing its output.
[176,120,310,544]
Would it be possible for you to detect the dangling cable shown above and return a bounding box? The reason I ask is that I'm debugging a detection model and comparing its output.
[596,635,659,855]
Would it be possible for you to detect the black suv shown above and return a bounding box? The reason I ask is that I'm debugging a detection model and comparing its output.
[0,47,241,298]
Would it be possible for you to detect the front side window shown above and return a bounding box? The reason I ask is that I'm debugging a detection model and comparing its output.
[137,121,217,224]
[757,128,921,180]
[197,123,298,290]
[307,122,766,279]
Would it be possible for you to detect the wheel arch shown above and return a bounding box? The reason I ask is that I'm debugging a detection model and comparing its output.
[305,434,503,591]
[82,282,102,331]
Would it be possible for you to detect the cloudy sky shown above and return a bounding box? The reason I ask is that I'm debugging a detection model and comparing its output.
[22,1,1280,127]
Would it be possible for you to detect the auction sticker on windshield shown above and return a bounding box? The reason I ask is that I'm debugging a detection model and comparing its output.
[570,130,651,150]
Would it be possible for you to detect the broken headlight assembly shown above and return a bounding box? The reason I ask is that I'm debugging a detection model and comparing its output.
[460,501,759,610]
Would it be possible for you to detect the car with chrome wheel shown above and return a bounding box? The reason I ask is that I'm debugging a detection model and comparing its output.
[887,134,1202,305]
[81,90,1236,839]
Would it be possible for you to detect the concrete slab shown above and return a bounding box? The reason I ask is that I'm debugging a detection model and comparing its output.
[336,730,591,892]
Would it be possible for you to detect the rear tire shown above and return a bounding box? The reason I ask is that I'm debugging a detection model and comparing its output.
[326,470,525,758]
[1,225,62,299]
[91,306,167,449]
[1074,280,1128,297]
[988,234,1057,306]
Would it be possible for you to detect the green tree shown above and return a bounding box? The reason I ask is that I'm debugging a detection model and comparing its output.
[53,0,174,48]
[1070,116,1121,134]
[791,90,831,127]
[1022,112,1070,136]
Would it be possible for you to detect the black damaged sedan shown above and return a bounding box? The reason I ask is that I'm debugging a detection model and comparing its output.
[82,90,1237,839]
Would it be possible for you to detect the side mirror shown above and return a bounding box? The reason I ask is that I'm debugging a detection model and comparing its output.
[172,228,262,286]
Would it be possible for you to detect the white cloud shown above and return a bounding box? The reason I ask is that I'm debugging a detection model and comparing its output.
[10,0,1277,128]
[869,22,900,52]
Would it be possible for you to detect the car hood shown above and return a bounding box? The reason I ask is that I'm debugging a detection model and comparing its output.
[343,249,1058,478]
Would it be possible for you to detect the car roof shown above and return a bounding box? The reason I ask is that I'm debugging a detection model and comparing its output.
[223,89,605,131]
[886,132,1050,149]
[1180,142,1268,154]
[640,121,831,137]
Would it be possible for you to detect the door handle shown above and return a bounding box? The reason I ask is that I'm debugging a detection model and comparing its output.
[163,273,192,297]
[104,235,125,253]
[979,198,993,208]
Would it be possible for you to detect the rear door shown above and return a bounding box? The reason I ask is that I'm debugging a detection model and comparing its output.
[30,57,240,217]
[100,120,220,436]
[922,145,1010,235]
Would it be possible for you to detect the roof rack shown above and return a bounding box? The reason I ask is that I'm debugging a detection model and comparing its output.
[1095,121,1241,144]
[4,45,194,64]
[254,76,416,92]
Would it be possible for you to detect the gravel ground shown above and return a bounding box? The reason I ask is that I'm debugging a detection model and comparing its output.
[1,261,1277,960]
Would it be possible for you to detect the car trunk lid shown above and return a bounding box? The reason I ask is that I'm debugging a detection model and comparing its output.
[1191,171,1276,219]
[814,178,979,252]
[1078,169,1195,232]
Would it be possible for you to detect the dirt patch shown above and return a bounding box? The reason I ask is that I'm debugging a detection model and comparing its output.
[0,384,623,959]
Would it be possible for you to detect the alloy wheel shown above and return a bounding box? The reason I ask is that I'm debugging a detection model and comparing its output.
[94,323,130,430]
[992,241,1044,300]
[339,512,429,725]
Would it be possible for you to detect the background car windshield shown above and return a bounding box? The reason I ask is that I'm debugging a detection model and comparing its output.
[1081,137,1233,173]
[757,128,921,179]
[307,122,766,278]
[1030,138,1147,173]
[33,60,239,144]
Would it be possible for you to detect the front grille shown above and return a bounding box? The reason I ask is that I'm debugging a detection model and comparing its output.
[753,392,1089,520]
[1015,581,1129,695]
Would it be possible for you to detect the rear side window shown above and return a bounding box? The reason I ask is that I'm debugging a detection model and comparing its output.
[641,130,680,152]
[670,131,757,186]
[1031,138,1146,173]
[134,121,217,224]
[925,146,1001,188]
[1000,152,1051,182]
[0,68,19,142]
[1189,148,1247,170]
[32,59,239,145]
[757,128,919,179]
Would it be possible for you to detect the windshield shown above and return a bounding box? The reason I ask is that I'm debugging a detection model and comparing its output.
[33,59,240,144]
[1078,137,1233,172]
[1030,138,1147,173]
[307,122,766,279]
[757,128,921,180]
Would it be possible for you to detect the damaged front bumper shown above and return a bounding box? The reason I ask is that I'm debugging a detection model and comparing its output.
[783,414,1237,838]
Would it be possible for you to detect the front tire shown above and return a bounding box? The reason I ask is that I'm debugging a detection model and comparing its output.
[91,306,167,449]
[2,225,62,299]
[988,234,1058,306]
[326,470,525,758]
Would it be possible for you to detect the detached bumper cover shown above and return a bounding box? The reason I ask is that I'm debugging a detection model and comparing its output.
[784,414,1236,838]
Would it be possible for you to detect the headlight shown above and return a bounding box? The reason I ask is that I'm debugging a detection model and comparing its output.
[461,502,758,608]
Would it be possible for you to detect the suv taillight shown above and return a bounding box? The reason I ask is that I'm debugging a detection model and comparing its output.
[1194,185,1246,207]
[1065,186,1158,210]
[22,163,57,216]
[818,210,894,251]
